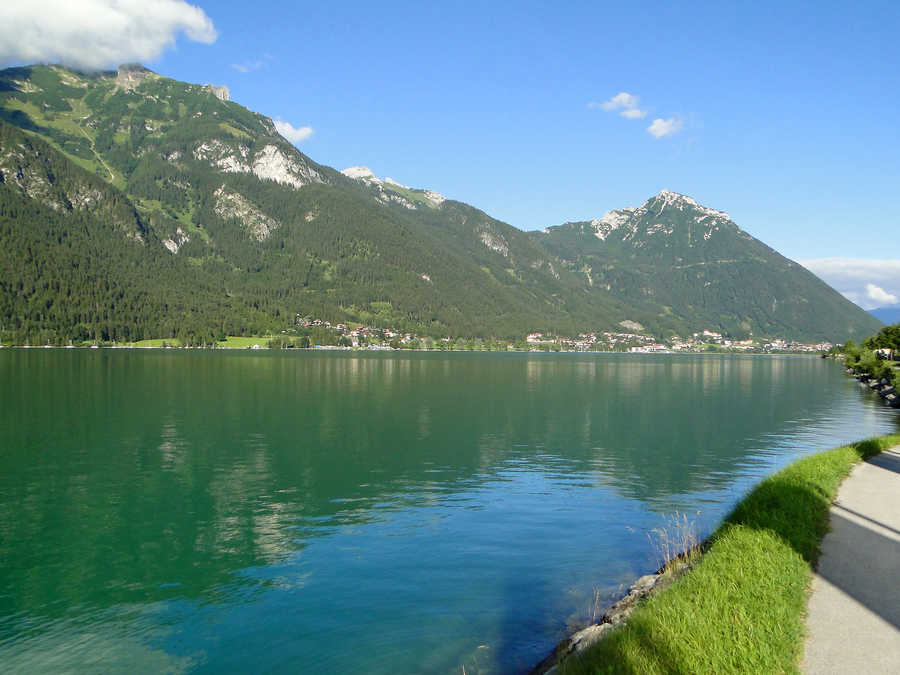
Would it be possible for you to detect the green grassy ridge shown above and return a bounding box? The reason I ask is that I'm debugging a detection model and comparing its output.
[562,432,900,675]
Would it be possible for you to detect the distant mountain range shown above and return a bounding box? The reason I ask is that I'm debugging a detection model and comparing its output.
[0,64,882,344]
[869,306,900,324]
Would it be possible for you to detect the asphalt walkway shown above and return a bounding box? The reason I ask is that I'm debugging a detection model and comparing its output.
[803,445,900,673]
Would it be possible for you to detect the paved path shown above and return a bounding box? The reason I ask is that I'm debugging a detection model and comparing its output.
[803,446,900,673]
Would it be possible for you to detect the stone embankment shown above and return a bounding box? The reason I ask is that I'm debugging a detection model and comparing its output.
[530,556,696,674]
[848,367,900,408]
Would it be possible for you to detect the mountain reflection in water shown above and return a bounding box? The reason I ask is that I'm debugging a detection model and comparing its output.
[0,351,895,673]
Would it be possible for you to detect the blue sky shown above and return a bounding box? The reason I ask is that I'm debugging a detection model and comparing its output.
[1,1,898,308]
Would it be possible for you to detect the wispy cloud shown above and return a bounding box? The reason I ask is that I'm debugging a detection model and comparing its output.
[798,257,900,309]
[590,92,647,118]
[799,258,900,281]
[232,54,273,73]
[0,0,216,70]
[647,117,684,139]
[233,60,263,73]
[274,118,313,144]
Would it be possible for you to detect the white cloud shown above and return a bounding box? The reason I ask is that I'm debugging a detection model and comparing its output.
[647,117,684,139]
[0,1,216,70]
[866,283,898,306]
[274,119,313,144]
[590,92,647,119]
[599,92,639,111]
[799,258,900,309]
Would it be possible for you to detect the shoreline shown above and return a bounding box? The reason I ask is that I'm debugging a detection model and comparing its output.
[0,344,826,356]
[529,433,900,674]
[530,546,703,675]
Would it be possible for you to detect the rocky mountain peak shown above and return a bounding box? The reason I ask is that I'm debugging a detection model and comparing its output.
[589,207,636,240]
[341,166,446,208]
[203,84,230,101]
[341,166,380,183]
[115,64,155,90]
[577,191,737,246]
[644,190,730,222]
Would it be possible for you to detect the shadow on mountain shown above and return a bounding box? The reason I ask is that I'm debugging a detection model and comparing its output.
[0,108,42,132]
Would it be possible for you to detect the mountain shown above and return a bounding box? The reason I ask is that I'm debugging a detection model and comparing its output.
[0,64,882,344]
[0,64,633,343]
[531,190,882,341]
[869,307,900,325]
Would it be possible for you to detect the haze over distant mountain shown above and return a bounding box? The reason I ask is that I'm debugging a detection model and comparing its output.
[0,64,882,344]
[869,306,900,325]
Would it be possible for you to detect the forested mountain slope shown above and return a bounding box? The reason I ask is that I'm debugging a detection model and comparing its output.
[532,191,882,341]
[0,64,881,343]
[0,65,627,342]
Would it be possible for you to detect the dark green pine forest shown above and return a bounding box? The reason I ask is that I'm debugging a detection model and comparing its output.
[0,64,883,344]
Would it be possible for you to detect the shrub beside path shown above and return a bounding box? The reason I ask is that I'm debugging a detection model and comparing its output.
[803,445,900,673]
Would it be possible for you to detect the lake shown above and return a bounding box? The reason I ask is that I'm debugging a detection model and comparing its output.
[0,350,896,673]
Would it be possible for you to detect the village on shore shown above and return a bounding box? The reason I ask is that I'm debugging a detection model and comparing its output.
[0,315,834,353]
[287,316,834,354]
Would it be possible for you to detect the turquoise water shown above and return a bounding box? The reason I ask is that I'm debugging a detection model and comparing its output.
[0,351,896,673]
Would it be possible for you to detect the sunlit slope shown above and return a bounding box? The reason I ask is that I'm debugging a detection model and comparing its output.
[533,190,882,341]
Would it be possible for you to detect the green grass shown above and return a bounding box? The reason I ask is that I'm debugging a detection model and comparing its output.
[125,336,274,349]
[125,338,183,348]
[218,122,252,139]
[6,98,127,187]
[562,433,900,675]
[216,336,273,348]
[6,97,88,138]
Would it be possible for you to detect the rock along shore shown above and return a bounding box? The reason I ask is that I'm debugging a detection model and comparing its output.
[530,551,699,675]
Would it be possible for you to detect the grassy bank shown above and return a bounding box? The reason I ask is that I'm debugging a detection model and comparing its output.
[124,336,275,349]
[562,432,900,674]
